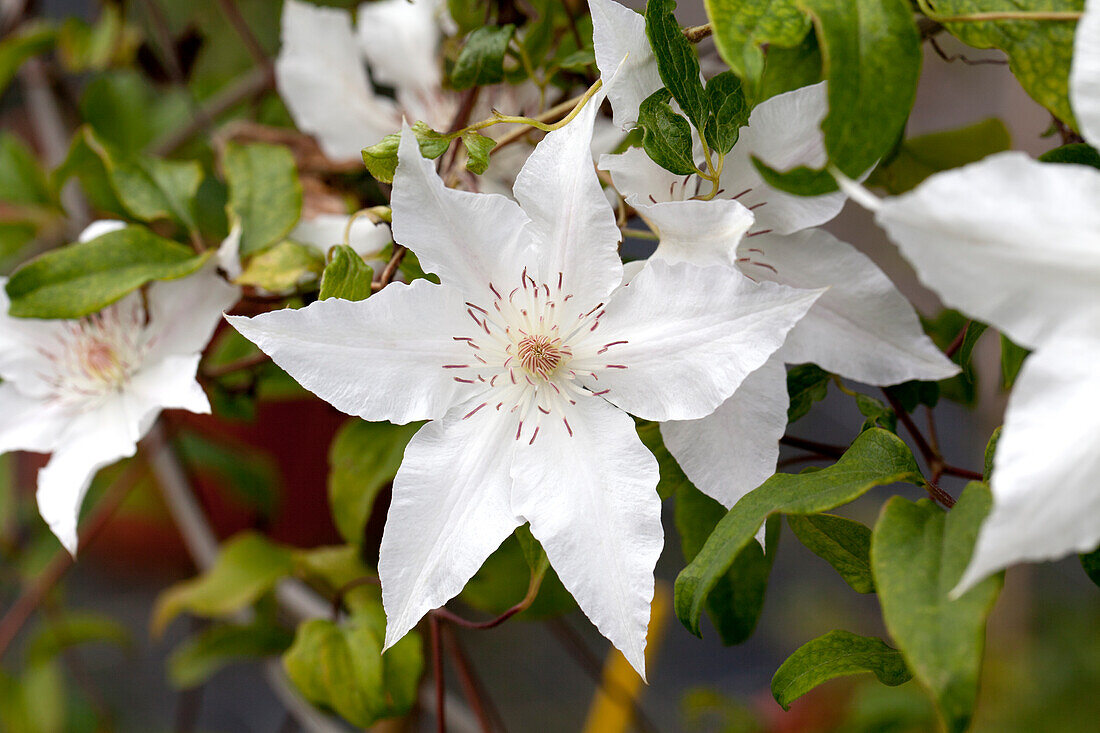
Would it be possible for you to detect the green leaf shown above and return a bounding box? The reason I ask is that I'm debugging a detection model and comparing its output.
[78,71,190,156]
[169,620,293,689]
[703,71,751,155]
[868,118,1012,194]
[0,662,66,733]
[787,363,831,422]
[675,428,923,636]
[224,141,302,256]
[462,531,576,619]
[756,0,921,195]
[24,612,130,667]
[362,125,452,185]
[236,240,325,293]
[999,334,1030,389]
[328,419,421,545]
[758,31,823,102]
[5,225,209,319]
[0,22,56,97]
[636,88,699,175]
[319,245,374,302]
[772,630,911,710]
[635,420,692,500]
[982,426,1001,483]
[704,0,812,99]
[1039,141,1100,168]
[462,131,496,175]
[294,545,379,614]
[451,24,516,89]
[855,393,897,433]
[57,5,139,73]
[928,0,1082,126]
[645,0,708,133]
[0,133,54,208]
[788,513,874,593]
[52,128,127,216]
[283,605,422,726]
[1081,547,1100,588]
[174,429,280,517]
[871,483,1002,733]
[677,483,779,645]
[152,532,296,635]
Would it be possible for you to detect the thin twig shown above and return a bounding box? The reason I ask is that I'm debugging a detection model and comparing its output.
[373,245,407,290]
[215,0,271,71]
[150,66,273,156]
[441,625,501,733]
[927,36,1007,66]
[683,23,712,42]
[779,435,846,459]
[431,615,446,733]
[202,351,271,379]
[943,321,972,359]
[138,0,214,132]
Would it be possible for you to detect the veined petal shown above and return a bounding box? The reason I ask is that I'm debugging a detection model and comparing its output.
[381,400,521,649]
[572,260,822,422]
[633,196,755,268]
[36,400,140,554]
[589,0,662,129]
[1072,0,1100,147]
[226,280,479,423]
[512,91,624,304]
[128,354,209,417]
[357,0,443,95]
[721,82,847,235]
[291,213,392,258]
[275,0,400,160]
[955,319,1100,593]
[0,282,72,399]
[0,384,68,455]
[145,265,239,363]
[661,354,787,510]
[391,126,534,301]
[511,395,661,679]
[875,152,1100,350]
[740,230,958,384]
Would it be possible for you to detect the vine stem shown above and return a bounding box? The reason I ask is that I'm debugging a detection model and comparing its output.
[430,614,446,733]
[441,625,503,733]
[932,10,1081,22]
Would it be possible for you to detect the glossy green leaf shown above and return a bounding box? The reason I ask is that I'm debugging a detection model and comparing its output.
[999,334,1030,389]
[152,532,296,635]
[1039,142,1100,168]
[871,483,1002,733]
[928,0,1082,126]
[5,225,208,319]
[868,118,1012,194]
[756,0,921,195]
[462,130,496,175]
[703,71,751,155]
[637,88,698,175]
[451,24,516,89]
[677,482,779,645]
[675,428,924,636]
[788,513,874,593]
[319,245,374,302]
[772,630,911,710]
[0,22,56,97]
[169,620,293,688]
[704,0,812,98]
[236,240,324,293]
[224,141,302,256]
[328,419,421,545]
[757,31,823,102]
[787,363,831,422]
[283,605,422,726]
[645,0,708,131]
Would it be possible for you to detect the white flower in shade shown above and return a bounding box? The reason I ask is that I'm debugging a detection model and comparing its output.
[589,0,957,510]
[837,149,1100,593]
[0,222,240,554]
[227,94,822,677]
[1071,0,1100,146]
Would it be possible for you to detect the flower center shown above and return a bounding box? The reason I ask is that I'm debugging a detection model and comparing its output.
[80,339,127,385]
[517,334,564,380]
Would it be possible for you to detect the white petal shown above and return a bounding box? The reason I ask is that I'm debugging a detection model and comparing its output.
[954,319,1100,593]
[721,82,847,235]
[1072,0,1100,148]
[512,92,624,303]
[0,287,69,398]
[226,280,478,423]
[571,260,822,422]
[145,265,240,362]
[661,354,788,509]
[36,400,141,554]
[875,152,1100,350]
[740,230,958,384]
[634,196,755,268]
[511,395,661,679]
[77,220,127,243]
[589,0,662,129]
[291,213,392,258]
[216,222,243,281]
[391,126,534,301]
[275,0,400,160]
[356,0,442,95]
[128,354,210,416]
[381,400,521,649]
[0,384,68,455]
[599,147,687,204]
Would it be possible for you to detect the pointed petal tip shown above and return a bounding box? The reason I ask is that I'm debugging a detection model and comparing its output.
[831,167,882,212]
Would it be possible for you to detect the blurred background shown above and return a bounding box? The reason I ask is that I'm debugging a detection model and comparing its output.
[0,0,1097,731]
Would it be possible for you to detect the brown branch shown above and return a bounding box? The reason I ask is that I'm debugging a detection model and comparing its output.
[373,245,408,290]
[683,23,712,43]
[441,625,503,733]
[430,614,446,733]
[779,435,846,459]
[202,351,271,379]
[214,0,271,72]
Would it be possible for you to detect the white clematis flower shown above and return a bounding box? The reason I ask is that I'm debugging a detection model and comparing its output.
[836,150,1100,593]
[1071,0,1100,146]
[227,94,822,677]
[589,0,957,509]
[0,222,240,554]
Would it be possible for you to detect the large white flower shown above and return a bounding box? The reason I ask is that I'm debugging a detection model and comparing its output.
[227,94,822,676]
[1071,0,1100,145]
[0,222,239,554]
[589,0,957,508]
[837,150,1100,592]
